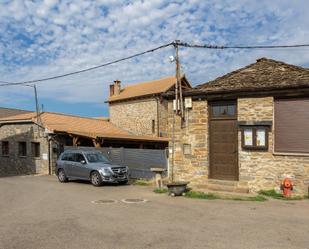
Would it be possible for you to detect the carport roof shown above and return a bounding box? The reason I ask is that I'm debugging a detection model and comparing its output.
[0,112,169,142]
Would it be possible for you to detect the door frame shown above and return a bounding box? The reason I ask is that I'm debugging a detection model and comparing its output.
[208,100,239,181]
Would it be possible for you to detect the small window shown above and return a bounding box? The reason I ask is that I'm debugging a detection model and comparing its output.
[241,127,268,150]
[2,141,9,156]
[18,142,27,157]
[152,120,155,134]
[31,142,40,158]
[210,103,236,118]
[183,144,192,155]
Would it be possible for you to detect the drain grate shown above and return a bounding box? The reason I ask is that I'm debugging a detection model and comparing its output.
[91,199,118,204]
[121,198,147,204]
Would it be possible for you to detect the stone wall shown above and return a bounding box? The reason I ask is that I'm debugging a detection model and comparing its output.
[158,99,169,137]
[238,97,309,194]
[109,97,168,137]
[169,96,309,194]
[167,100,209,184]
[0,123,49,176]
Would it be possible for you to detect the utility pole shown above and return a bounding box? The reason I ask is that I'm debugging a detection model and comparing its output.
[174,40,184,119]
[170,40,184,182]
[25,84,41,136]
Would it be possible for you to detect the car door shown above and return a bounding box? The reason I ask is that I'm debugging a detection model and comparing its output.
[73,153,91,179]
[64,153,77,177]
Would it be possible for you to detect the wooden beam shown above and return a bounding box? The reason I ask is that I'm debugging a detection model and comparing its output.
[72,136,79,146]
[92,138,103,148]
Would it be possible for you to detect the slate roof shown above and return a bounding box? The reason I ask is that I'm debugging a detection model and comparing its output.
[195,58,309,93]
[0,107,31,119]
[0,112,168,142]
[107,76,190,102]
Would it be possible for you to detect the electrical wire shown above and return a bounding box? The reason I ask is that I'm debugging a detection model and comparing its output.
[0,42,174,86]
[1,40,309,86]
[176,41,309,49]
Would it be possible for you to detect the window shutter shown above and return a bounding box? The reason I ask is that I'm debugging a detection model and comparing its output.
[274,98,309,153]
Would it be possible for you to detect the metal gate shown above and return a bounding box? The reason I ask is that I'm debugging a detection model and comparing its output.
[64,147,168,179]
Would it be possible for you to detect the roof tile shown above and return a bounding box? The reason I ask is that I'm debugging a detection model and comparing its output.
[108,76,176,102]
[196,58,309,93]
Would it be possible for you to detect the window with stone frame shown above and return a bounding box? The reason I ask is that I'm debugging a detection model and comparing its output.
[2,141,9,156]
[31,142,40,158]
[18,142,27,157]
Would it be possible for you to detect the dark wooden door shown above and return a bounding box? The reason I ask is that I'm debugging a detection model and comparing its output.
[209,102,238,180]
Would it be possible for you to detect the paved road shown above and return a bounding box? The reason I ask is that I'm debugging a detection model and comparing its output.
[0,175,308,249]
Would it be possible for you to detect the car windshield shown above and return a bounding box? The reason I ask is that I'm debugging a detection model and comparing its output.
[85,153,110,163]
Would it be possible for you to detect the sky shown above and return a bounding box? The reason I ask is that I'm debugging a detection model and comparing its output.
[0,0,309,117]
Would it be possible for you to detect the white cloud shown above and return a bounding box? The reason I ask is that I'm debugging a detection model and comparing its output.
[0,0,308,112]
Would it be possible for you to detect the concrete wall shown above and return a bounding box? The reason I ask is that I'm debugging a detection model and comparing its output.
[0,123,50,176]
[109,97,168,137]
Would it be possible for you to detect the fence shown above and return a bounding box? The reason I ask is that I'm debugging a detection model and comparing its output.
[64,146,168,179]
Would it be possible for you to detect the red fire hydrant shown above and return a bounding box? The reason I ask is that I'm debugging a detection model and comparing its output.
[281,178,293,197]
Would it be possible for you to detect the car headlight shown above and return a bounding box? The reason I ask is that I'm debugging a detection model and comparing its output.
[99,168,111,176]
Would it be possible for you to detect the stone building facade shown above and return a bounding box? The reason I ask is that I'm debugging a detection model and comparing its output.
[168,96,309,194]
[168,58,309,194]
[238,97,309,193]
[107,76,190,138]
[0,110,168,177]
[0,123,50,176]
[109,97,168,137]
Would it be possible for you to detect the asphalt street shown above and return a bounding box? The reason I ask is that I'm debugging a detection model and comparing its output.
[0,175,308,249]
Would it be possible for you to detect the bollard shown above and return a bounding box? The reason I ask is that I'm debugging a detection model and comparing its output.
[150,168,165,189]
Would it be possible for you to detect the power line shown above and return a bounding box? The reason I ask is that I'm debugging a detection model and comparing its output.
[0,80,12,84]
[0,42,174,86]
[177,41,309,49]
[1,40,309,86]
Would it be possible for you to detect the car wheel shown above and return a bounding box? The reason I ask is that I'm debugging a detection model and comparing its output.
[91,171,102,187]
[58,169,68,183]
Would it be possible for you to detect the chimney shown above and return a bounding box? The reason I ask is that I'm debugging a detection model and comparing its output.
[114,80,121,95]
[109,80,121,97]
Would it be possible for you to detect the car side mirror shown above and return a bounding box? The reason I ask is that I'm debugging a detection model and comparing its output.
[81,160,86,164]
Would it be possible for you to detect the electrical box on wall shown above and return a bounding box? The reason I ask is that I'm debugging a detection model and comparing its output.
[184,97,192,109]
[173,99,179,111]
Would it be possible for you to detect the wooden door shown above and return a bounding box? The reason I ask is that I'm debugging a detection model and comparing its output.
[209,102,238,180]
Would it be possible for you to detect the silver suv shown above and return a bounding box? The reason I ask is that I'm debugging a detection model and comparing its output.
[56,149,129,186]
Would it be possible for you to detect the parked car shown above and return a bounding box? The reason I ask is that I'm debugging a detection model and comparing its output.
[56,149,129,186]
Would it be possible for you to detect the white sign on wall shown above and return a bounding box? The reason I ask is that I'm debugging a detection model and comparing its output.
[244,129,253,146]
[42,153,48,160]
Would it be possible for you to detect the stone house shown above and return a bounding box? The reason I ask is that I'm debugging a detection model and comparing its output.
[168,58,309,194]
[107,76,191,137]
[0,111,168,177]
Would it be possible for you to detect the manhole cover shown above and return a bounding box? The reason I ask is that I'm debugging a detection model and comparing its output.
[121,198,147,204]
[91,199,118,204]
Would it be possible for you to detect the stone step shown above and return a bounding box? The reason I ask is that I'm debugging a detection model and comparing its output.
[206,183,236,192]
[196,180,249,194]
[207,179,238,187]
